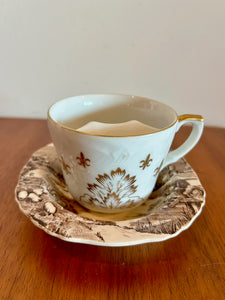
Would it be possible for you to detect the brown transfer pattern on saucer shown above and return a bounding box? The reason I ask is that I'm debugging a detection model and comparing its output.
[15,144,205,246]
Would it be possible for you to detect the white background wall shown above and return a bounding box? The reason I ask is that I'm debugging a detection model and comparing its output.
[0,0,224,126]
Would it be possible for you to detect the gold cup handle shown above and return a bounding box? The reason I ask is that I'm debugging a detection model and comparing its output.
[162,114,204,169]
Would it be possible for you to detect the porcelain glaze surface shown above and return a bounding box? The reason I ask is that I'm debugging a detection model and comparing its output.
[48,94,204,213]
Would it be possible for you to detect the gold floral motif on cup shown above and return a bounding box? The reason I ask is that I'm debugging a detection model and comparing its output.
[80,168,141,209]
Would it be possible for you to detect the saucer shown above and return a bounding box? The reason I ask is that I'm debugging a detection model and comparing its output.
[15,144,206,247]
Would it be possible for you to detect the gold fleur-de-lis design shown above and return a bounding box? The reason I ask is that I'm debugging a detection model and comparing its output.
[60,156,71,175]
[154,159,164,177]
[76,152,91,168]
[139,154,153,170]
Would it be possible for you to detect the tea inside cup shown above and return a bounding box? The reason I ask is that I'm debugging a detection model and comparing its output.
[76,120,159,136]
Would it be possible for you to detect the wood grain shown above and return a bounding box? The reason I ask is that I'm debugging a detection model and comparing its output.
[0,118,224,300]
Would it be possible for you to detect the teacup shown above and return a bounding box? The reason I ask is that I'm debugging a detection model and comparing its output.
[48,94,204,213]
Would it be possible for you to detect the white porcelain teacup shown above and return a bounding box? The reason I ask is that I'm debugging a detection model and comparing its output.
[48,94,204,213]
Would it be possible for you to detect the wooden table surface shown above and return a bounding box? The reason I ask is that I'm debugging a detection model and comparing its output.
[0,118,224,300]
